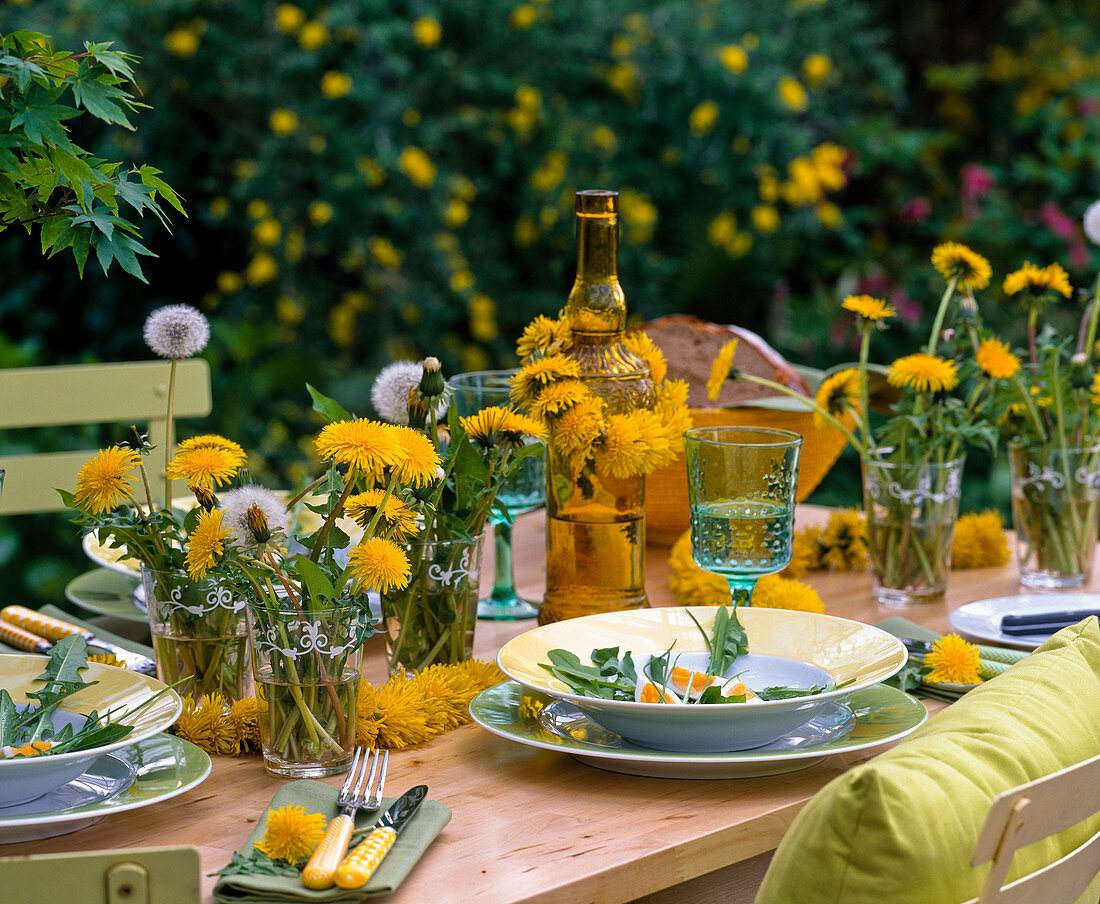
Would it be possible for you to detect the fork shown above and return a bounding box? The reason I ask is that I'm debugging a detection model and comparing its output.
[301,748,389,890]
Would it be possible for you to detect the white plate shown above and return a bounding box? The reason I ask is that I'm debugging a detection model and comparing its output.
[470,681,927,779]
[948,593,1100,649]
[0,733,211,843]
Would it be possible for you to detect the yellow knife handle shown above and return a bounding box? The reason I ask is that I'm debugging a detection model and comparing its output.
[301,814,354,890]
[334,827,397,889]
[0,619,52,654]
[0,605,82,643]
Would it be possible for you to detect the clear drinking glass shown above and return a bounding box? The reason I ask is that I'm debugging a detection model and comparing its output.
[683,427,802,605]
[450,370,546,620]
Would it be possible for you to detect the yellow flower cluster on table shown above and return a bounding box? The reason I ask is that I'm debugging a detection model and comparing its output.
[667,531,825,613]
[255,804,328,865]
[171,659,506,756]
[511,316,691,480]
[667,506,1011,606]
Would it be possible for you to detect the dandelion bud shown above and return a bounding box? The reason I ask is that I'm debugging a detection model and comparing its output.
[406,385,429,429]
[126,425,153,453]
[1069,353,1094,389]
[418,357,446,398]
[245,503,272,545]
[190,484,219,511]
[958,297,979,324]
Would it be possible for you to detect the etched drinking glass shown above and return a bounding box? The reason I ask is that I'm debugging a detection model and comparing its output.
[683,427,802,605]
[450,370,546,620]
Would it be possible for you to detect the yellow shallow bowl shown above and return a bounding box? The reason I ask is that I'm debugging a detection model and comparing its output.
[0,654,183,806]
[497,607,906,753]
[646,397,849,547]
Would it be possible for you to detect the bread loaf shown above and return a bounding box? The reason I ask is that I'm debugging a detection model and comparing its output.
[636,314,810,408]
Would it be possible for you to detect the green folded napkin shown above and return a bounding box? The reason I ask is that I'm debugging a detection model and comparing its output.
[0,604,155,659]
[876,616,1031,702]
[213,779,451,903]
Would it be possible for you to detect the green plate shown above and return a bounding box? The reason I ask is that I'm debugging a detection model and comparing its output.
[65,568,144,622]
[0,733,212,843]
[470,681,928,779]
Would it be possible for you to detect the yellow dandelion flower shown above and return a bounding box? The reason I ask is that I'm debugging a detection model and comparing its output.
[653,379,693,448]
[781,525,822,578]
[510,354,583,406]
[320,70,352,98]
[391,425,443,487]
[842,294,896,323]
[529,379,590,419]
[314,419,402,479]
[455,658,507,690]
[597,412,661,479]
[415,664,476,730]
[814,368,862,427]
[802,53,832,85]
[345,490,419,541]
[516,315,572,360]
[1090,373,1100,410]
[87,653,125,668]
[73,446,141,514]
[1002,261,1073,299]
[398,145,436,189]
[668,531,731,606]
[950,510,1011,569]
[887,353,959,393]
[817,509,869,572]
[923,633,983,684]
[706,338,739,402]
[269,108,299,136]
[460,407,546,450]
[298,20,329,50]
[623,330,668,383]
[552,395,605,461]
[255,805,328,865]
[719,44,749,74]
[778,75,809,113]
[167,441,246,488]
[228,697,261,750]
[172,700,215,750]
[275,4,305,33]
[185,508,230,581]
[413,16,442,48]
[931,241,992,290]
[976,337,1021,380]
[750,573,825,613]
[369,672,438,749]
[349,537,411,593]
[689,100,720,137]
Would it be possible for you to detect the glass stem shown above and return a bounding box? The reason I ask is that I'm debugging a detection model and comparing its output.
[490,519,517,602]
[726,578,757,607]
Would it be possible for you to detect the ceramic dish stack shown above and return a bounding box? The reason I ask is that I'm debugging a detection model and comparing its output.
[471,607,928,778]
[0,654,211,843]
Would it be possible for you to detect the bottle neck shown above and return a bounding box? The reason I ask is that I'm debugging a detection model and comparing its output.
[567,212,625,332]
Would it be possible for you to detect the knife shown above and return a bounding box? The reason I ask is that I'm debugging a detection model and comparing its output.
[0,605,158,676]
[1000,609,1100,636]
[333,785,428,889]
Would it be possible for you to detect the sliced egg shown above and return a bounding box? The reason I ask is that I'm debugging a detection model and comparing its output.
[635,680,682,704]
[720,677,758,702]
[668,666,717,698]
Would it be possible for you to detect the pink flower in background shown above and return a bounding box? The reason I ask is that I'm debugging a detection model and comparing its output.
[891,291,921,325]
[900,196,932,223]
[1080,99,1099,118]
[1069,241,1089,271]
[961,164,995,201]
[1041,202,1079,241]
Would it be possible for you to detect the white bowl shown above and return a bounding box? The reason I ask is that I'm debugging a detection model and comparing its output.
[497,607,907,753]
[0,654,183,806]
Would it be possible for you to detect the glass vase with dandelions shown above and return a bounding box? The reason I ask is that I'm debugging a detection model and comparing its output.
[978,204,1100,588]
[63,304,255,703]
[683,426,802,605]
[369,358,546,672]
[186,384,444,776]
[706,242,1000,605]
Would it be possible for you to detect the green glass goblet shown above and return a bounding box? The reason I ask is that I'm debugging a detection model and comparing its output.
[450,370,545,620]
[683,427,802,605]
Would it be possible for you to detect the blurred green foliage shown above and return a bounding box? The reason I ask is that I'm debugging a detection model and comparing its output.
[0,0,1099,603]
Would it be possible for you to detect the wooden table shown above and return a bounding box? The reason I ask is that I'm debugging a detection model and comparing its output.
[2,505,1051,903]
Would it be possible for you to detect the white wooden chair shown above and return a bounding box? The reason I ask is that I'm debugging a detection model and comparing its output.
[0,360,211,514]
[967,750,1100,903]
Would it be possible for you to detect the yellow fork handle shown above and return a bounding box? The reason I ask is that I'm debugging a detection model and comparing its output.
[334,827,397,889]
[0,619,52,654]
[301,814,355,890]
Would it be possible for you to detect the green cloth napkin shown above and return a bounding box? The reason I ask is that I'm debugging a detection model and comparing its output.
[876,616,1031,702]
[213,779,450,903]
[0,604,155,658]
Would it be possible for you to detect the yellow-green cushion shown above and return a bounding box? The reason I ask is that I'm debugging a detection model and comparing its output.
[755,618,1100,904]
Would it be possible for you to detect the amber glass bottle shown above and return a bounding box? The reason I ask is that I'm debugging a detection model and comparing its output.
[539,190,656,625]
